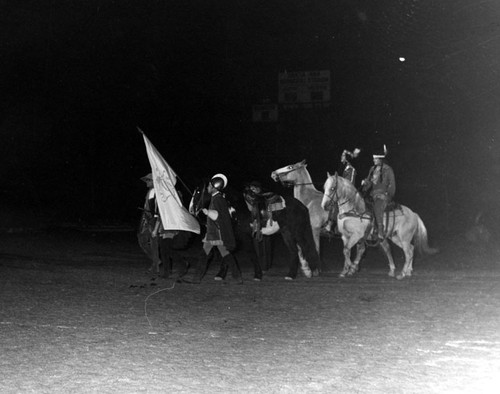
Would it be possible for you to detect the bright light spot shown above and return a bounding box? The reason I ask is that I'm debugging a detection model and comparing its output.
[399,57,406,62]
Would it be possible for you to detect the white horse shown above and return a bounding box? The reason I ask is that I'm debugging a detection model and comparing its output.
[321,172,438,279]
[271,160,329,260]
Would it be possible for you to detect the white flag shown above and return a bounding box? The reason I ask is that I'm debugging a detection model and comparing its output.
[141,131,200,234]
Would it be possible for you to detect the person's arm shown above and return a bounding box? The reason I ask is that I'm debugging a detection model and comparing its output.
[151,216,161,237]
[361,168,372,188]
[202,208,218,221]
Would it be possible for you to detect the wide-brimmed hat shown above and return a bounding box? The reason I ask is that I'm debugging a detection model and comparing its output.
[140,173,153,182]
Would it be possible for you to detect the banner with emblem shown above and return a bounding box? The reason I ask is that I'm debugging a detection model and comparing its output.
[139,128,200,234]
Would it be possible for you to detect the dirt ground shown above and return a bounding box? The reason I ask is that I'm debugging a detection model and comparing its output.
[1,225,500,394]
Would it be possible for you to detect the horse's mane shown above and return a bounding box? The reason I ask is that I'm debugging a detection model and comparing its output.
[298,164,314,184]
[296,163,324,194]
[336,176,366,213]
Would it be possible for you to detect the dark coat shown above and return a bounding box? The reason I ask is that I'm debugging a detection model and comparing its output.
[205,192,236,251]
[363,163,396,200]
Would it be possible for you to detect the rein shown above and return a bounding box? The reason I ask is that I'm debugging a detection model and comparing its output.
[323,175,350,209]
[276,166,322,188]
[324,175,368,218]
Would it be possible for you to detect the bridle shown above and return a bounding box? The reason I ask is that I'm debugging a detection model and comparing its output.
[323,174,340,210]
[323,174,353,210]
[273,164,317,188]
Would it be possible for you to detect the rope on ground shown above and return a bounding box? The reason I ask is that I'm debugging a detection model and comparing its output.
[144,280,177,331]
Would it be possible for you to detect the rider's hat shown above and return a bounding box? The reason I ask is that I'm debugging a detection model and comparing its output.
[140,173,153,182]
[210,173,228,190]
[373,145,388,159]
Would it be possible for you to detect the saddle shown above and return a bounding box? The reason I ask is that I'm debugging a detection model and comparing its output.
[338,199,402,223]
[364,197,402,214]
[244,191,286,235]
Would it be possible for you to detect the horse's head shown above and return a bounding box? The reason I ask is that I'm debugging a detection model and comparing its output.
[322,172,365,214]
[321,172,339,211]
[271,160,307,187]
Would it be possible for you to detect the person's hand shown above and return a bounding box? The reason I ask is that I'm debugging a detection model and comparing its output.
[361,179,366,186]
[202,208,208,215]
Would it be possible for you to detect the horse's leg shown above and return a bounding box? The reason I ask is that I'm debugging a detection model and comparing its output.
[350,240,366,274]
[339,234,354,278]
[297,245,312,278]
[281,229,299,280]
[346,234,364,276]
[388,232,415,279]
[397,241,414,280]
[307,226,321,275]
[379,239,396,277]
[312,226,321,256]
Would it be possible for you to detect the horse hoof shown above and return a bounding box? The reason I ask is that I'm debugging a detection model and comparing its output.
[312,269,320,277]
[397,272,411,280]
[388,271,395,277]
[284,276,294,281]
[339,273,346,278]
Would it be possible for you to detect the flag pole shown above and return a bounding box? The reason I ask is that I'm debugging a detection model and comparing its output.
[137,126,193,197]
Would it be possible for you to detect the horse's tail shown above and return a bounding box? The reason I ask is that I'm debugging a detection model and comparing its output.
[414,215,439,256]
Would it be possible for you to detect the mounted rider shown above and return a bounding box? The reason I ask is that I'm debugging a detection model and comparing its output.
[324,148,360,234]
[339,148,360,185]
[361,145,396,239]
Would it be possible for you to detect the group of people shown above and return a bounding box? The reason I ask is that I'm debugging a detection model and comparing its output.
[140,144,396,284]
[325,144,396,239]
[141,172,243,284]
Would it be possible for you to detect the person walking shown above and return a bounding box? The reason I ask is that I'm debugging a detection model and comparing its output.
[185,173,243,284]
[361,145,396,239]
[140,173,190,278]
[243,180,273,280]
[138,173,162,273]
[151,216,190,280]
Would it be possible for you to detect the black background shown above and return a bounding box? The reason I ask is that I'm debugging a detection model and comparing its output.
[1,1,498,233]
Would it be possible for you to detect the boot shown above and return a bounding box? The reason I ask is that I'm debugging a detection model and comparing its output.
[222,254,243,284]
[377,224,385,239]
[214,262,228,281]
[177,259,190,279]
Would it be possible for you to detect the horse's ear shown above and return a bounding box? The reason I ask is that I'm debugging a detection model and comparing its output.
[327,171,331,177]
[334,171,338,176]
[300,159,307,166]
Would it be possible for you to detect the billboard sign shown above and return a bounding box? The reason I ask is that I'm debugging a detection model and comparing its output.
[278,70,331,107]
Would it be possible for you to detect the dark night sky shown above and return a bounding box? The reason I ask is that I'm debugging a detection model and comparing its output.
[1,1,499,231]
